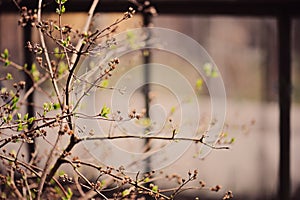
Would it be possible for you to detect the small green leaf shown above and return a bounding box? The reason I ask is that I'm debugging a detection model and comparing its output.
[11,97,19,111]
[170,106,176,114]
[152,185,158,192]
[17,123,23,131]
[56,8,60,14]
[99,79,109,88]
[28,117,35,124]
[54,24,59,30]
[61,5,66,13]
[203,62,213,77]
[56,0,68,4]
[203,62,219,78]
[144,177,150,183]
[1,48,9,59]
[53,103,60,110]
[4,60,11,67]
[67,187,72,199]
[12,96,19,104]
[100,105,110,118]
[58,61,67,75]
[138,118,151,127]
[17,113,21,120]
[122,189,130,197]
[58,170,65,176]
[54,47,60,58]
[7,114,12,122]
[1,49,11,66]
[23,113,28,121]
[1,87,7,93]
[211,69,219,78]
[31,63,40,81]
[196,78,203,90]
[43,102,48,110]
[229,137,235,144]
[62,187,73,200]
[6,73,13,80]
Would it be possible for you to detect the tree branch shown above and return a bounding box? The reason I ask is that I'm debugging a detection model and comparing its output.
[37,0,62,107]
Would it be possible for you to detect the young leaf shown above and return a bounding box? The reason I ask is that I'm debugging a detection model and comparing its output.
[196,78,203,90]
[122,189,130,197]
[152,185,158,192]
[31,63,40,81]
[1,48,9,59]
[58,61,67,75]
[7,114,12,122]
[4,60,11,67]
[62,187,73,200]
[229,137,235,144]
[203,62,213,77]
[61,5,66,13]
[100,105,110,118]
[23,113,28,121]
[170,106,176,114]
[100,79,109,88]
[17,123,23,131]
[28,117,35,124]
[203,62,219,78]
[6,73,13,80]
[53,103,60,110]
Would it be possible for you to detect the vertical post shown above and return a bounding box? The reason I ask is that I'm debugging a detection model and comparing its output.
[23,22,35,159]
[277,12,291,200]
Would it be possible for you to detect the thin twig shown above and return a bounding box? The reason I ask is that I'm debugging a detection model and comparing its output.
[0,154,68,198]
[74,174,86,197]
[35,123,64,200]
[65,159,171,200]
[170,175,195,199]
[63,159,109,200]
[81,134,229,150]
[22,173,33,200]
[37,0,62,107]
[9,167,25,200]
[70,0,100,68]
[57,2,71,70]
[65,0,100,130]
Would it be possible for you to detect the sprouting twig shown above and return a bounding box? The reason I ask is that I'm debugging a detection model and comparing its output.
[35,123,64,200]
[0,154,68,199]
[37,0,62,107]
[46,0,101,186]
[63,159,109,200]
[64,159,171,200]
[9,167,25,200]
[81,134,229,150]
[58,2,71,70]
[70,0,100,68]
[22,173,33,200]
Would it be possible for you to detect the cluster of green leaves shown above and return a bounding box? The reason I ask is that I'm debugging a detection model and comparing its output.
[1,49,11,67]
[203,62,219,78]
[43,102,61,115]
[55,0,68,15]
[15,113,35,131]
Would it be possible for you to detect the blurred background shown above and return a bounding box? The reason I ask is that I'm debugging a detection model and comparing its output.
[1,0,300,199]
